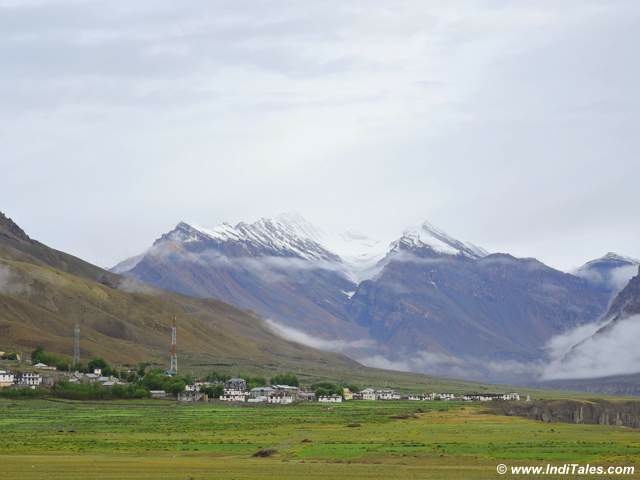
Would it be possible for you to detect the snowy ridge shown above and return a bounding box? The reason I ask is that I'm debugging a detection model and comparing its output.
[114,213,489,280]
[579,252,640,268]
[392,221,488,259]
[158,215,338,262]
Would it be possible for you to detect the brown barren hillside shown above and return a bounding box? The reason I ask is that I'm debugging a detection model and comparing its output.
[0,211,359,374]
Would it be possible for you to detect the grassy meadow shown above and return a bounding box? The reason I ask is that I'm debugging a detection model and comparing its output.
[1,398,639,479]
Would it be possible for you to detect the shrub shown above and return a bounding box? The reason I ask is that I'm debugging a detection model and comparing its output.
[30,346,70,371]
[0,388,45,399]
[53,380,149,400]
[139,371,187,395]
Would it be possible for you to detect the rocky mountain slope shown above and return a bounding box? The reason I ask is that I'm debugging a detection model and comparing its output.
[602,265,640,320]
[115,214,612,381]
[349,236,610,381]
[115,217,364,339]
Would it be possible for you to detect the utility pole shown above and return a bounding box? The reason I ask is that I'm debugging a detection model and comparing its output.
[169,316,177,374]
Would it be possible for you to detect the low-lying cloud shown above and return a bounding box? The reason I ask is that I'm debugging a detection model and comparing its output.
[264,319,376,353]
[541,315,640,380]
[147,244,352,284]
[575,264,639,293]
[266,316,543,383]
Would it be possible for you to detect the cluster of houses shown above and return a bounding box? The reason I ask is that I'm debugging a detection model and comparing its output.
[407,392,521,402]
[172,378,523,404]
[67,368,126,388]
[0,365,123,390]
[0,369,44,388]
[178,378,339,404]
[2,365,524,405]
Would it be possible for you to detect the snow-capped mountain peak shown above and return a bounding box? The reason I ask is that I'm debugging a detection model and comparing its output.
[393,221,488,259]
[573,252,640,293]
[113,214,489,281]
[598,252,640,264]
[154,215,338,262]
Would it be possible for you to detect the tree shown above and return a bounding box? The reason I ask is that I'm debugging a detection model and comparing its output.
[344,384,361,394]
[205,371,230,383]
[270,373,299,387]
[31,346,45,363]
[311,382,342,397]
[202,384,224,398]
[137,363,149,377]
[30,346,70,371]
[243,375,267,390]
[87,357,112,376]
[167,379,186,396]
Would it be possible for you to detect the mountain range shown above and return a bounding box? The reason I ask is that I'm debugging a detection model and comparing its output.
[3,210,480,391]
[114,213,626,383]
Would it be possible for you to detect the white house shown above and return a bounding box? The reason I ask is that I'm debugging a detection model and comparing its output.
[408,394,427,401]
[0,370,14,388]
[503,393,521,401]
[434,393,456,401]
[17,372,42,387]
[318,394,343,403]
[272,385,299,398]
[249,386,274,401]
[267,390,295,404]
[360,388,377,400]
[376,389,400,400]
[220,392,249,402]
[220,378,249,402]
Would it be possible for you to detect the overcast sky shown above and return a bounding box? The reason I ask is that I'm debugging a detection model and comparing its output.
[2,0,639,270]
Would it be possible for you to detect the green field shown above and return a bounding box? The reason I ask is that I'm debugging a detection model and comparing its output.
[1,399,639,479]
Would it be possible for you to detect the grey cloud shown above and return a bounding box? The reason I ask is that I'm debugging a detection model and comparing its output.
[1,0,639,273]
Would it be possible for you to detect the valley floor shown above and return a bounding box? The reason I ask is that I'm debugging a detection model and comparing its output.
[1,399,639,479]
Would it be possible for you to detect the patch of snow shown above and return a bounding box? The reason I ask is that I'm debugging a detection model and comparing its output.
[392,221,488,259]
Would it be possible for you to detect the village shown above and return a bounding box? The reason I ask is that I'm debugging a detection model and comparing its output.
[0,321,525,404]
[0,362,524,405]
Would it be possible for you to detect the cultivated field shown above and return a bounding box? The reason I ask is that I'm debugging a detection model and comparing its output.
[1,399,639,479]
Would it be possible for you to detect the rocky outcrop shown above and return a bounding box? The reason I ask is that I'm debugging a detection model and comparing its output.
[493,400,640,428]
[0,211,32,243]
[605,266,640,320]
